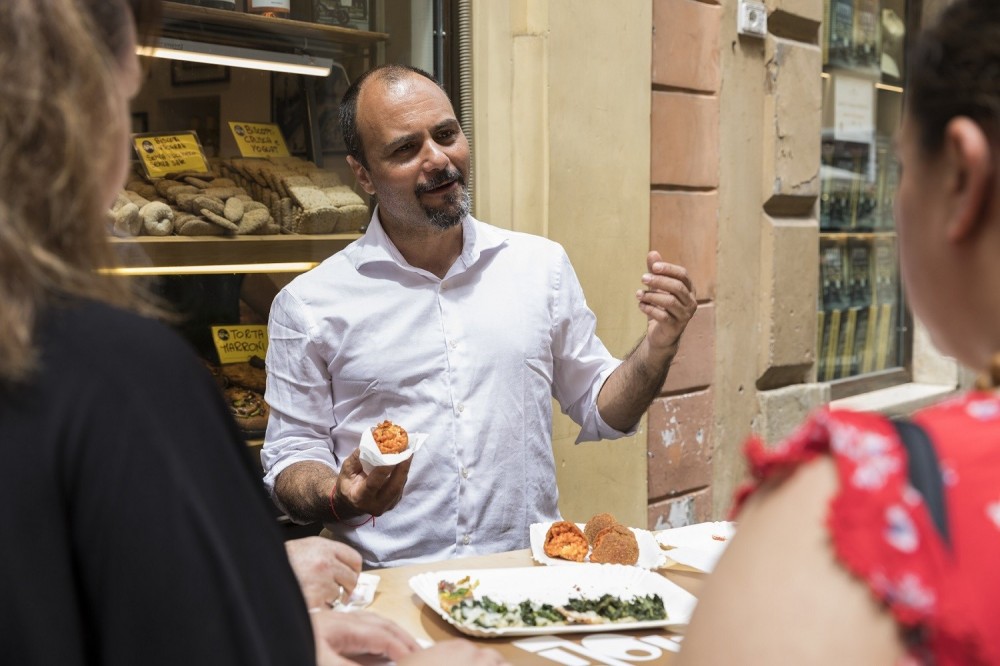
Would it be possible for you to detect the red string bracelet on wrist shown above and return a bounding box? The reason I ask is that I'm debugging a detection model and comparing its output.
[329,487,375,528]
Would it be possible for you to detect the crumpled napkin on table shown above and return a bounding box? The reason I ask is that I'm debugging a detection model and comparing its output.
[655,521,737,573]
[333,572,380,612]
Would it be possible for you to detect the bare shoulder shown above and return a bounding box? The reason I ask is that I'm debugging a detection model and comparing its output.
[676,457,906,665]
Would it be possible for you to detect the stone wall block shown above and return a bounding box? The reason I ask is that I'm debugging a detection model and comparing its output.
[651,92,720,188]
[664,303,715,394]
[758,215,819,388]
[647,389,714,499]
[648,487,713,531]
[762,37,821,212]
[650,190,718,300]
[751,382,830,446]
[652,0,722,93]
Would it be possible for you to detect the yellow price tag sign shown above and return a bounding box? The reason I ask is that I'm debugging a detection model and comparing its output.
[211,324,269,365]
[228,122,291,158]
[133,132,210,179]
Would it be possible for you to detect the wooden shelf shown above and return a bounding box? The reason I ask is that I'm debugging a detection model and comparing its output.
[157,2,388,56]
[109,233,360,271]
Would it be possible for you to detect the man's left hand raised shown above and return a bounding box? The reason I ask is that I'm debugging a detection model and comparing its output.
[635,250,697,358]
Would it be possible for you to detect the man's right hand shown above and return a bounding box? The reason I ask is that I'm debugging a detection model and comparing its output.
[332,448,413,519]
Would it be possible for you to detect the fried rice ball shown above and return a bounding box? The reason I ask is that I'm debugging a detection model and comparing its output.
[372,420,409,454]
[543,521,589,562]
[584,512,620,544]
[589,524,640,565]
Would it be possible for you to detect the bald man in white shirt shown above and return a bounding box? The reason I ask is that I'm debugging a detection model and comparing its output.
[262,64,696,568]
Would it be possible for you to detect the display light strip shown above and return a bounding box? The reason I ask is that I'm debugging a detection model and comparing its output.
[102,262,320,276]
[137,38,334,77]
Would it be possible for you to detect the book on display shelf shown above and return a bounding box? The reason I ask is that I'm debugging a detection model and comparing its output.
[846,238,874,376]
[827,0,855,69]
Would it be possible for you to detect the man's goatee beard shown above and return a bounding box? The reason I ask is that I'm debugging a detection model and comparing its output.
[423,186,471,230]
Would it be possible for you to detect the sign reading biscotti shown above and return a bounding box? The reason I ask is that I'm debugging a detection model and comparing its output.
[212,325,269,364]
[228,122,291,158]
[133,132,210,179]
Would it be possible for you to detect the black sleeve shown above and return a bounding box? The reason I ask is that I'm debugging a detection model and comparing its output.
[63,304,314,665]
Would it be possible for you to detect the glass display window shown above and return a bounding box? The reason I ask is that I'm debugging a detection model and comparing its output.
[819,0,913,397]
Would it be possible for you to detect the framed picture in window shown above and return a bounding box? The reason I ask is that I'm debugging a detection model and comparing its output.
[272,63,350,156]
[171,61,230,86]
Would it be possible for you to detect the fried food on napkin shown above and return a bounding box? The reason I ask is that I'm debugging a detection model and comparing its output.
[543,521,589,562]
[589,524,640,565]
[372,420,409,454]
[584,512,620,544]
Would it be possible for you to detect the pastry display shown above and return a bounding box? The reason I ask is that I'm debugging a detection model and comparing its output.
[110,156,368,238]
[221,357,267,394]
[372,420,409,454]
[224,387,269,434]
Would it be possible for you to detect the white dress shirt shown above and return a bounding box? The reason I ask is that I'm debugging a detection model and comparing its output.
[262,210,630,568]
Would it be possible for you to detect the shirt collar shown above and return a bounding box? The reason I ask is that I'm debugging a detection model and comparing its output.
[352,206,508,276]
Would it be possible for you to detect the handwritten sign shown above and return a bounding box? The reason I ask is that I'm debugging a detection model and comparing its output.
[133,132,209,179]
[229,122,291,158]
[212,325,269,364]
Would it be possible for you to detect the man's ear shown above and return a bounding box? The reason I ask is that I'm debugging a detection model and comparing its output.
[347,155,376,196]
[943,116,994,242]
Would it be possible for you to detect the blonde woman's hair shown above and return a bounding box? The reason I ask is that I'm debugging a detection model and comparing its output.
[0,0,159,383]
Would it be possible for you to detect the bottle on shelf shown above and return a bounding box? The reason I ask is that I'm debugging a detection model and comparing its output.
[247,0,290,18]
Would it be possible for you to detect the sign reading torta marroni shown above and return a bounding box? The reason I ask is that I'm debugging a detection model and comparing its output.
[133,132,209,179]
[228,122,291,158]
[212,325,269,365]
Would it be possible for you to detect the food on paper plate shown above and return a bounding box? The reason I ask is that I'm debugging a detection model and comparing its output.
[437,576,478,612]
[543,521,589,562]
[224,387,269,433]
[372,420,409,454]
[589,524,640,565]
[438,576,667,629]
[584,512,620,544]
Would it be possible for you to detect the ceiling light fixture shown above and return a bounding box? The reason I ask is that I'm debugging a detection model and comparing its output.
[137,38,334,77]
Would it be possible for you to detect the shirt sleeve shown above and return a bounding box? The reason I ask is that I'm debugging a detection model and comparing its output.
[261,288,340,495]
[548,247,635,443]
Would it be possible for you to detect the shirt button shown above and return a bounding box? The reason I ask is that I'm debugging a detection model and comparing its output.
[448,340,458,350]
[457,403,465,413]
[461,467,470,479]
[462,534,471,545]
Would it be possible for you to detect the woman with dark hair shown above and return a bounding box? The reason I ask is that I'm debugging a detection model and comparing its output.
[0,1,506,664]
[677,2,1000,664]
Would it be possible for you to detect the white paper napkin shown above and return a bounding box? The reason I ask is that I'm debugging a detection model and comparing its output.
[358,427,428,474]
[333,572,380,612]
[655,521,736,573]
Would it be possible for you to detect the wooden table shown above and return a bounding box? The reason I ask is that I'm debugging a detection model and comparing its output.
[360,549,705,665]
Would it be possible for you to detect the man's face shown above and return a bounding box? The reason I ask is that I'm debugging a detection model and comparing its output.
[350,73,471,231]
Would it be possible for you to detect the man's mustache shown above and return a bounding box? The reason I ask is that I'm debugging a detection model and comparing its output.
[415,170,464,195]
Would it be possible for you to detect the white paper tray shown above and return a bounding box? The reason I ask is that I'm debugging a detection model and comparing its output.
[409,565,696,638]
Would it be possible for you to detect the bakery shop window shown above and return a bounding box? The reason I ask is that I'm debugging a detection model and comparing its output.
[818,0,916,399]
[120,2,470,439]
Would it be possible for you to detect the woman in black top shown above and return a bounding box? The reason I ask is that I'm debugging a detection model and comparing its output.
[0,1,504,664]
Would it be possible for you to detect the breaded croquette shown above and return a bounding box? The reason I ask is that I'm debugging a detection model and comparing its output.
[589,524,640,565]
[543,520,589,562]
[372,420,409,454]
[584,512,619,544]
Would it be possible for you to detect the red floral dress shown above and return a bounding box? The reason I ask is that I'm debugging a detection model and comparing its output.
[734,392,1000,665]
